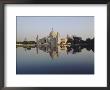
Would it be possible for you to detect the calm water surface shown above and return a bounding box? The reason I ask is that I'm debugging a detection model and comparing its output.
[16,46,94,74]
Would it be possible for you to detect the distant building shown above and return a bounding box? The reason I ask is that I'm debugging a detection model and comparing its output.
[37,28,71,47]
[39,37,47,44]
[60,38,67,45]
[48,30,60,46]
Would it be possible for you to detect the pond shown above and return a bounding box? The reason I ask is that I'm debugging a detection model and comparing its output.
[16,45,94,74]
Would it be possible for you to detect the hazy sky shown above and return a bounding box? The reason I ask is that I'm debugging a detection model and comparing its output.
[17,16,94,41]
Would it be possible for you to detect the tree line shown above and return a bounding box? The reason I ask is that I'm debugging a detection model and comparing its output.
[67,36,94,46]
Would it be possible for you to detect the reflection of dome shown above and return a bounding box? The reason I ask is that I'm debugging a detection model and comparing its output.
[49,51,58,59]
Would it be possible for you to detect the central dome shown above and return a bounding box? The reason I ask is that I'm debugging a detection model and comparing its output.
[50,30,57,38]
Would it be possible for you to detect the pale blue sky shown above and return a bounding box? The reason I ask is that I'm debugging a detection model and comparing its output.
[17,16,94,41]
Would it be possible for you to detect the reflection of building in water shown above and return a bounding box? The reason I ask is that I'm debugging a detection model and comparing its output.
[36,45,59,60]
[49,46,59,59]
[22,43,93,59]
[36,45,70,60]
[60,45,67,51]
[36,35,39,45]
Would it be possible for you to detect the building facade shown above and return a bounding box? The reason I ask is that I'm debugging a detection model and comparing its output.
[36,29,70,47]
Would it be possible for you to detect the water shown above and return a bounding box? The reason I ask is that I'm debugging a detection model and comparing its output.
[16,45,94,74]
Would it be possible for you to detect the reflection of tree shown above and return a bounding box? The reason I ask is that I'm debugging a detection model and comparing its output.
[66,45,81,54]
[66,44,94,54]
[22,45,35,52]
[27,47,31,50]
[36,43,94,59]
